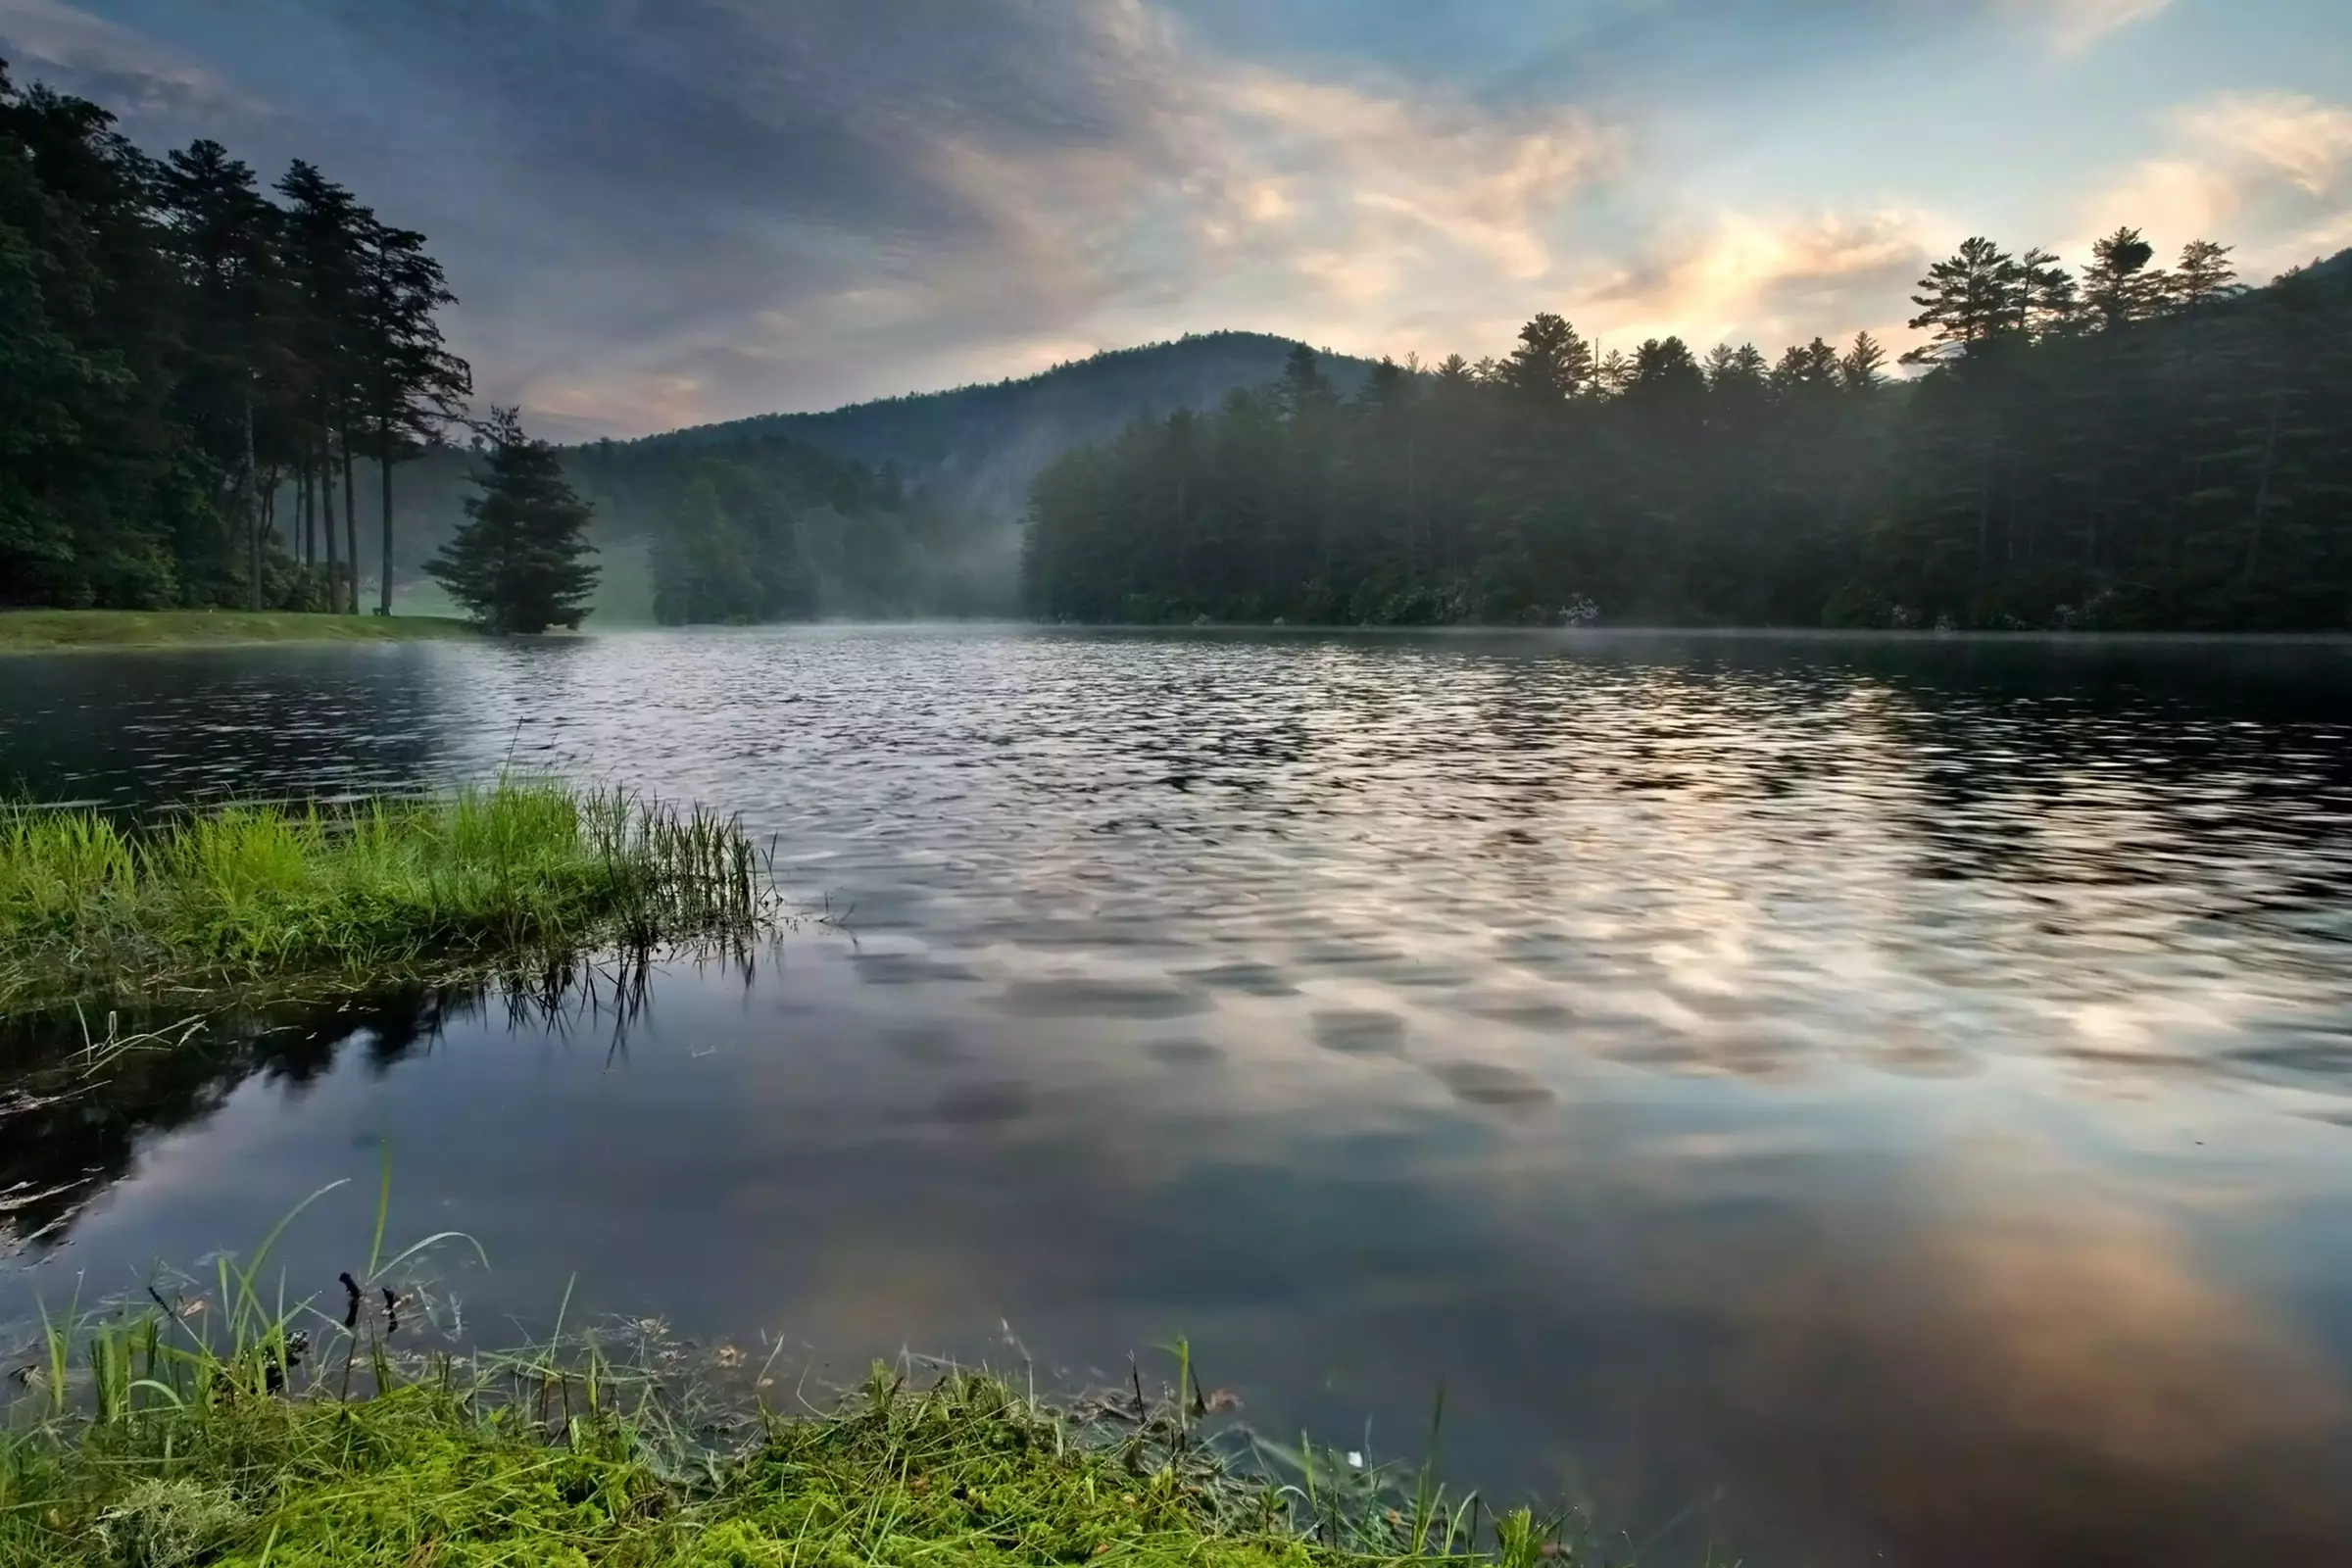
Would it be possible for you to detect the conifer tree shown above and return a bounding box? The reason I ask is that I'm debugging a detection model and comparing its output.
[2169,239,2242,311]
[2083,226,2167,329]
[1904,237,2020,362]
[1497,313,1593,405]
[424,408,597,632]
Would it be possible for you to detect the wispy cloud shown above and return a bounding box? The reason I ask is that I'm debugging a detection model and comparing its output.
[1581,209,1936,355]
[2182,91,2352,196]
[2016,0,2175,56]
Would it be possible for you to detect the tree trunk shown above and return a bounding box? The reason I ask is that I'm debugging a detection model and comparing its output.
[301,464,316,569]
[379,414,396,615]
[244,378,261,612]
[341,433,360,614]
[321,444,340,606]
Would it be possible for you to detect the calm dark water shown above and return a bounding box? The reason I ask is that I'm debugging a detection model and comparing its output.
[6,627,2352,1566]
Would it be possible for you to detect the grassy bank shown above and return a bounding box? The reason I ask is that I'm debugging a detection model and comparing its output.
[1,1303,1559,1568]
[0,610,481,653]
[0,781,773,1014]
[0,1363,1403,1568]
[0,1184,1605,1567]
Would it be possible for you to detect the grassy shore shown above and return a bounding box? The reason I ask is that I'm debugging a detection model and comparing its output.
[0,610,481,653]
[0,1362,1401,1568]
[0,781,773,1014]
[2,1282,1558,1568]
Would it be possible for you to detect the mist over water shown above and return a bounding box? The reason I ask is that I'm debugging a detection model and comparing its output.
[6,627,2352,1567]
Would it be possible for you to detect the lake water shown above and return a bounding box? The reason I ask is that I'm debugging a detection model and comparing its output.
[5,627,2352,1566]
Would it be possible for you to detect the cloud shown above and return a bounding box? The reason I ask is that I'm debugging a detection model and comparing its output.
[2014,0,2174,55]
[2182,91,2352,196]
[0,0,270,122]
[2069,89,2352,279]
[1581,208,1936,354]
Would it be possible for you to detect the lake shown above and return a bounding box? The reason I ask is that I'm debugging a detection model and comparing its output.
[5,626,2352,1567]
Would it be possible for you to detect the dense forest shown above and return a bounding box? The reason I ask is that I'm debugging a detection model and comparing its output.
[0,62,468,613]
[1024,237,2352,630]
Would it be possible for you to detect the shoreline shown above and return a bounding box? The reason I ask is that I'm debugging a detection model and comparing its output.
[0,1313,1518,1568]
[0,610,482,654]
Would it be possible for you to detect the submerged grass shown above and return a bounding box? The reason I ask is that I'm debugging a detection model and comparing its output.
[0,610,480,653]
[0,781,776,1014]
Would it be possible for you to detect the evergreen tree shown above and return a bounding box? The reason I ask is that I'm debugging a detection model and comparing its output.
[1904,237,2020,362]
[2083,226,2167,329]
[2016,246,2078,338]
[424,408,597,632]
[1838,331,1887,393]
[359,220,469,613]
[273,159,369,610]
[2169,238,2242,311]
[1496,312,1592,405]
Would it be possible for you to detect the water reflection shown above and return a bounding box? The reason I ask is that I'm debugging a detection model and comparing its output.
[3,628,2352,1566]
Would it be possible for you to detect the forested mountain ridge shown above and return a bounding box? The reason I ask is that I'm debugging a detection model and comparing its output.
[1024,237,2352,632]
[652,333,1381,520]
[376,333,1382,622]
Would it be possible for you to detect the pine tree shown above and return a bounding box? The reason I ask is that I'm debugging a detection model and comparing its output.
[2169,239,2242,312]
[273,160,368,610]
[1904,237,2020,363]
[2082,226,2167,329]
[1839,331,1887,393]
[1497,313,1593,404]
[2016,246,2078,338]
[358,220,469,613]
[159,139,290,608]
[424,408,597,632]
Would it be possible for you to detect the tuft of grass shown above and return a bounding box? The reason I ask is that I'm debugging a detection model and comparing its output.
[0,610,483,654]
[0,781,777,1014]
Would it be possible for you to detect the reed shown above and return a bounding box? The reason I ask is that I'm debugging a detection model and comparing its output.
[0,780,776,1014]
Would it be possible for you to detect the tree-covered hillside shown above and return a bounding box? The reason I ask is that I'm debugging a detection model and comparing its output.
[382,333,1382,622]
[659,333,1380,520]
[1025,236,2352,631]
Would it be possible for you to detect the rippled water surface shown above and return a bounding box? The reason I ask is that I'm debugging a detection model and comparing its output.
[6,627,2352,1567]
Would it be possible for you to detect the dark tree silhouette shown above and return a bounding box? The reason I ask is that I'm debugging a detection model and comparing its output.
[425,409,598,633]
[0,64,468,613]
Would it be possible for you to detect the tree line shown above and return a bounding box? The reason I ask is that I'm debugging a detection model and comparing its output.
[2,60,470,612]
[1023,230,2352,630]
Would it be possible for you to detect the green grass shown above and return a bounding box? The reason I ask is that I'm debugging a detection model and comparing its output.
[0,610,482,653]
[1,1310,1578,1568]
[0,781,775,1014]
[0,1186,1634,1568]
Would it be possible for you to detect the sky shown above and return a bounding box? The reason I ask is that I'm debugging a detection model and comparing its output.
[3,0,2348,440]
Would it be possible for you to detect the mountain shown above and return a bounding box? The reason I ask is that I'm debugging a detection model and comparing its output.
[645,331,1381,520]
[383,331,1379,620]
